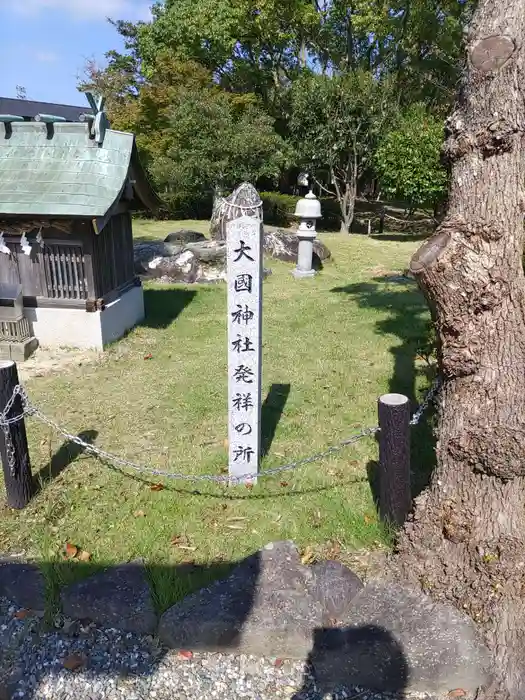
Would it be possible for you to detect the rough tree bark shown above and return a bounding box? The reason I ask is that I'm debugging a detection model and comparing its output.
[391,3,525,699]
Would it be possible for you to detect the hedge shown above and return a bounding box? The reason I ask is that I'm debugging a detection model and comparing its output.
[260,192,341,231]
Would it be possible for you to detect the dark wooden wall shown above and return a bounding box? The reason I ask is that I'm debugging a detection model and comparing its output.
[0,214,136,306]
[92,212,135,298]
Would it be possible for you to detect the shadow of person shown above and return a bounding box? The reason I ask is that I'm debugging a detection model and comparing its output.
[0,555,261,699]
[293,624,409,699]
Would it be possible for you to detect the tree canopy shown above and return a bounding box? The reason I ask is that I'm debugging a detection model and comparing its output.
[80,0,473,221]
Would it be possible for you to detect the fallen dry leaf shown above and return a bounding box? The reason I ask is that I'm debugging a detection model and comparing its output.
[245,483,254,490]
[133,510,146,518]
[301,546,316,566]
[64,543,79,559]
[150,483,164,492]
[448,691,467,698]
[364,515,373,525]
[170,535,196,551]
[274,658,284,668]
[63,653,85,672]
[178,650,193,660]
[13,608,32,620]
[78,550,91,562]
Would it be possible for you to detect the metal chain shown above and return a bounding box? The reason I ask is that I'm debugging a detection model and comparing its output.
[0,380,440,485]
[409,376,441,426]
[1,385,30,477]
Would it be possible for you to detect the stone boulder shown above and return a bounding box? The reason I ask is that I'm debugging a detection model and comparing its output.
[263,226,331,267]
[135,239,228,284]
[61,560,157,635]
[134,226,331,283]
[158,541,363,658]
[0,558,46,611]
[312,581,492,696]
[164,230,207,246]
[158,539,491,697]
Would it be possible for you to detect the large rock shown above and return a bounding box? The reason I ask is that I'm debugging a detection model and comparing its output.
[0,558,46,611]
[309,560,363,623]
[135,240,227,284]
[210,184,262,241]
[164,230,207,246]
[158,541,363,657]
[263,227,331,267]
[311,581,492,696]
[61,560,157,635]
[135,224,333,283]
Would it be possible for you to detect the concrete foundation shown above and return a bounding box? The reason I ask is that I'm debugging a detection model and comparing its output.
[24,285,145,350]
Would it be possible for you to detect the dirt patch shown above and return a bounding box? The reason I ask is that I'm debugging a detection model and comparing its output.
[17,347,102,382]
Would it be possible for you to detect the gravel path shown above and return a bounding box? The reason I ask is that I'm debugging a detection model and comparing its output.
[0,598,421,700]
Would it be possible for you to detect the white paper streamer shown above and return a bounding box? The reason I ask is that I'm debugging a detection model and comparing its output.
[20,232,32,256]
[0,232,10,255]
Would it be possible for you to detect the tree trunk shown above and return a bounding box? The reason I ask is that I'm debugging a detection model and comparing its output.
[338,180,357,234]
[392,3,525,698]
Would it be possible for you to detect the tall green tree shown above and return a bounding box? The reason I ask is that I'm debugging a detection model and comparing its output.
[375,103,447,212]
[290,69,393,232]
[81,54,286,214]
[128,0,320,120]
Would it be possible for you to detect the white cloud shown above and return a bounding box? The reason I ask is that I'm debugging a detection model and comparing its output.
[0,0,152,22]
[34,50,59,63]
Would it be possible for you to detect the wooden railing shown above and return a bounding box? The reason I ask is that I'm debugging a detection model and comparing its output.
[42,243,88,300]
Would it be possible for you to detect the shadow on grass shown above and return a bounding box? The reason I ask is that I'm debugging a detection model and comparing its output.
[142,287,197,329]
[261,383,291,457]
[331,277,436,501]
[0,558,409,700]
[33,431,98,495]
[93,457,370,501]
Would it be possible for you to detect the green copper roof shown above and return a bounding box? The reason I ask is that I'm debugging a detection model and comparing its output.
[0,120,160,217]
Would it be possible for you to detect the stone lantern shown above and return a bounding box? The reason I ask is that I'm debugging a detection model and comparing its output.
[292,190,322,279]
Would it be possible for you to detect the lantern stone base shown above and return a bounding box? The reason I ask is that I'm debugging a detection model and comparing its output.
[0,337,39,362]
[292,267,317,279]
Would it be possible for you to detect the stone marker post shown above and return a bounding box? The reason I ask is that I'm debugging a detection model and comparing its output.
[226,211,263,484]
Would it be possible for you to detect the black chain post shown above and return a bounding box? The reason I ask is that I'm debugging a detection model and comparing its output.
[0,361,33,509]
[378,393,411,527]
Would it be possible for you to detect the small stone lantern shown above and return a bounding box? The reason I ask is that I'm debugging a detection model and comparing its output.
[292,191,322,279]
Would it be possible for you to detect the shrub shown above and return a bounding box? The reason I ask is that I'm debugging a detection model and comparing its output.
[260,192,341,231]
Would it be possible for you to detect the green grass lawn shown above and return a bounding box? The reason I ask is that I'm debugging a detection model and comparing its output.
[0,221,433,612]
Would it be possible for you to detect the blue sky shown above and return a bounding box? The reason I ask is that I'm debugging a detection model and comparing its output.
[0,0,151,106]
